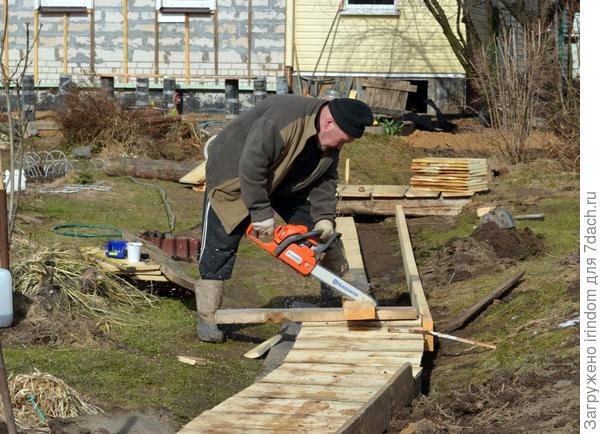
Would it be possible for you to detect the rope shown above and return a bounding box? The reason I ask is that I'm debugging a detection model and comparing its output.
[52,224,122,238]
[127,176,176,235]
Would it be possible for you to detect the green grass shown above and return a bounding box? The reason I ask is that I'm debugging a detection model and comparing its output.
[4,136,581,428]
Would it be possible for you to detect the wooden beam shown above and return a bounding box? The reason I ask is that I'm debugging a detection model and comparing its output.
[184,13,190,84]
[442,271,525,332]
[123,0,128,82]
[247,0,252,84]
[154,9,159,83]
[395,205,434,351]
[63,13,68,74]
[213,7,218,80]
[214,306,418,324]
[337,363,417,434]
[337,198,469,217]
[89,8,95,74]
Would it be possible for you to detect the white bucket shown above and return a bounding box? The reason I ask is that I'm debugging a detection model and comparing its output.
[0,268,13,328]
[127,242,142,264]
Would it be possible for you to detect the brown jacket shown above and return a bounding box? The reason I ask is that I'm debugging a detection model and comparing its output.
[206,95,339,233]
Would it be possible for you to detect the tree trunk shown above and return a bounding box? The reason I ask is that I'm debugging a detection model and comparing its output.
[102,157,199,182]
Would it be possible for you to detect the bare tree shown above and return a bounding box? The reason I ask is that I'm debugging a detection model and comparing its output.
[1,14,40,242]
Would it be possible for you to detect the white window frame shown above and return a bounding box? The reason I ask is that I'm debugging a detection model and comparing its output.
[342,0,399,16]
[35,0,92,10]
[156,0,216,12]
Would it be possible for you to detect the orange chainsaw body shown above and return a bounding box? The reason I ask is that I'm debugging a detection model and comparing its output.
[246,224,317,275]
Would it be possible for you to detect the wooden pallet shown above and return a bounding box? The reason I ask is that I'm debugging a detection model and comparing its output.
[178,212,431,433]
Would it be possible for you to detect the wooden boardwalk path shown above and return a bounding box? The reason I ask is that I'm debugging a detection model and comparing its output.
[179,206,431,433]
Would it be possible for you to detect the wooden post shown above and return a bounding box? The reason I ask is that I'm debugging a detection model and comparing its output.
[213,7,218,82]
[154,9,159,84]
[123,0,129,82]
[33,9,39,82]
[344,158,350,184]
[63,13,68,74]
[247,0,252,85]
[184,13,190,84]
[89,8,95,74]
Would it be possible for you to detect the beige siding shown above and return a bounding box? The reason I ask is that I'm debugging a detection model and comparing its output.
[293,0,465,75]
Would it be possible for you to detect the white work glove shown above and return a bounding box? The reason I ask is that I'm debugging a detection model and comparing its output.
[314,219,335,241]
[252,217,275,241]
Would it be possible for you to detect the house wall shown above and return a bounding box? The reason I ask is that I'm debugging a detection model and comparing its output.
[293,0,464,74]
[293,0,466,113]
[0,0,286,90]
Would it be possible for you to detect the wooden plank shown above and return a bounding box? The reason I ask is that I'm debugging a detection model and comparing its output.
[442,271,525,332]
[404,187,440,198]
[185,411,349,432]
[84,247,161,272]
[299,318,424,328]
[337,185,373,198]
[276,362,412,376]
[343,300,376,320]
[214,306,417,324]
[295,329,422,342]
[337,185,409,199]
[338,363,417,434]
[283,349,423,366]
[277,362,423,380]
[337,199,468,217]
[336,216,369,289]
[180,427,293,434]
[259,368,396,388]
[209,396,363,418]
[122,231,196,291]
[395,205,434,351]
[371,185,409,198]
[235,383,375,402]
[178,160,206,185]
[361,78,417,92]
[134,274,169,282]
[292,337,424,352]
[244,334,283,359]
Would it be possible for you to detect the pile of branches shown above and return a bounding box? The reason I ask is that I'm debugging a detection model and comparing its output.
[10,237,156,325]
[3,369,102,430]
[56,86,203,161]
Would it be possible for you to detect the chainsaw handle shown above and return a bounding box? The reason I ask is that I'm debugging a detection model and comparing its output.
[314,232,341,256]
[273,229,321,256]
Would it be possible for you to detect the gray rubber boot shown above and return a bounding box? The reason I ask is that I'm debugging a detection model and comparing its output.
[194,279,225,343]
[318,240,350,307]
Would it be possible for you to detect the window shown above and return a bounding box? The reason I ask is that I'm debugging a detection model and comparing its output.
[35,0,92,10]
[343,0,398,16]
[156,0,215,13]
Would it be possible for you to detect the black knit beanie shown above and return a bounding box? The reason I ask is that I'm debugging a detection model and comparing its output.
[328,98,374,138]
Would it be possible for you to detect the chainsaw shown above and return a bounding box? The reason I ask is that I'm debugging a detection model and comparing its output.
[246,223,376,305]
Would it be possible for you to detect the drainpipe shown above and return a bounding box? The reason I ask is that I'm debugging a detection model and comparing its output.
[284,0,294,86]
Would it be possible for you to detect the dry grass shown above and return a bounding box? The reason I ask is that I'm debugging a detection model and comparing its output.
[10,237,156,325]
[2,370,102,430]
[55,86,204,160]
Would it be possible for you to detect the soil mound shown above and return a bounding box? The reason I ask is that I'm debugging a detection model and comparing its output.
[423,222,543,288]
[0,292,111,347]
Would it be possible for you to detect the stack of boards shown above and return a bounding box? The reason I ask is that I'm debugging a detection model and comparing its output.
[85,247,167,282]
[409,158,489,196]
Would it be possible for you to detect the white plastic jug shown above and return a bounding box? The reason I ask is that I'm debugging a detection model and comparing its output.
[0,268,13,328]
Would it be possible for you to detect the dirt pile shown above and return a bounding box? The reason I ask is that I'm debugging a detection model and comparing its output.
[0,292,111,347]
[422,222,544,288]
[390,364,578,433]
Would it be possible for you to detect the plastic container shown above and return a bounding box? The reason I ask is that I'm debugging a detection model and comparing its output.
[0,268,13,328]
[127,242,142,264]
[105,239,127,259]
